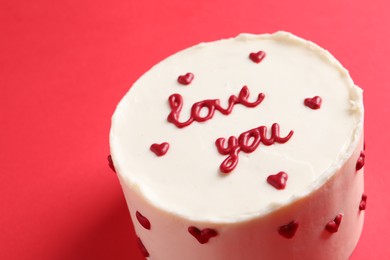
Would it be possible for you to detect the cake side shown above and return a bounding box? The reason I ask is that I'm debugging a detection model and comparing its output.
[117,134,364,259]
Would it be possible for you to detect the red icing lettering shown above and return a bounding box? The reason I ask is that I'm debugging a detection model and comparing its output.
[150,142,169,156]
[304,96,322,109]
[136,211,151,230]
[325,213,343,233]
[137,237,150,257]
[167,86,265,128]
[178,72,194,85]
[267,171,288,190]
[359,194,367,211]
[216,123,293,173]
[249,51,266,63]
[188,226,218,244]
[356,151,365,171]
[278,220,298,239]
[107,154,116,173]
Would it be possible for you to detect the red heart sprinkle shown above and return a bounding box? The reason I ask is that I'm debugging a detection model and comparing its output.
[136,211,151,230]
[188,226,218,244]
[107,155,116,173]
[304,96,322,109]
[249,51,266,63]
[267,171,288,190]
[356,151,365,171]
[359,194,367,211]
[137,237,149,257]
[150,142,169,156]
[278,220,298,239]
[325,213,343,233]
[178,72,194,85]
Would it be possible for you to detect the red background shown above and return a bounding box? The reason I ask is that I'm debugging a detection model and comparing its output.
[1,0,389,259]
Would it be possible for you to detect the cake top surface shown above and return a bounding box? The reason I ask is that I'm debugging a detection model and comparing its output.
[110,31,363,222]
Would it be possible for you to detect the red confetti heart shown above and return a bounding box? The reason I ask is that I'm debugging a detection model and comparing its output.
[267,171,288,190]
[136,211,151,230]
[249,51,266,63]
[137,237,150,257]
[356,151,365,171]
[107,154,116,173]
[359,194,367,211]
[188,226,218,244]
[325,213,343,233]
[304,96,322,109]
[178,72,194,85]
[278,220,298,239]
[150,142,169,156]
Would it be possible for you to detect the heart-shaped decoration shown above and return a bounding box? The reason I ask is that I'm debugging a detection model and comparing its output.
[278,220,299,239]
[304,96,322,109]
[325,213,343,233]
[107,154,116,173]
[188,226,218,244]
[137,237,150,257]
[150,142,169,156]
[356,151,365,171]
[359,194,367,211]
[178,72,194,85]
[249,51,266,63]
[267,171,288,190]
[136,211,151,230]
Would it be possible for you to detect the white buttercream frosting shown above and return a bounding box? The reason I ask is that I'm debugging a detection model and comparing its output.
[110,31,363,222]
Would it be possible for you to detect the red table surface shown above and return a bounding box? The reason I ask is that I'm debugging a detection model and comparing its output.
[1,0,389,259]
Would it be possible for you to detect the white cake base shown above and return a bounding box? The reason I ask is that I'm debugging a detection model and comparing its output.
[118,134,364,260]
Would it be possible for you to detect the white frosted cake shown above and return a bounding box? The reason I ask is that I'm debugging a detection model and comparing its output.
[109,31,365,260]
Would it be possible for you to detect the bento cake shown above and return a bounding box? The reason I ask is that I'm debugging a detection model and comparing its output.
[109,31,365,260]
